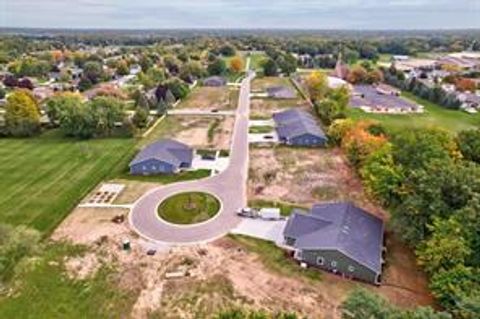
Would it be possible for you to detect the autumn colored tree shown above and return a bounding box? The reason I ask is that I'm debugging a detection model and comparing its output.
[341,121,388,167]
[347,65,368,84]
[305,71,328,102]
[229,56,244,73]
[4,89,41,137]
[455,78,477,92]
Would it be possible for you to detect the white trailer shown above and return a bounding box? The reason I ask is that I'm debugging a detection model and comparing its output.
[258,208,282,220]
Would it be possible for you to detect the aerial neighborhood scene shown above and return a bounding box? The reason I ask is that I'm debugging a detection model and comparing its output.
[1,1,480,318]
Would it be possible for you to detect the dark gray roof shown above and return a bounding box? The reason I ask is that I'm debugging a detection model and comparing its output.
[273,109,326,140]
[203,76,226,86]
[351,85,419,110]
[266,86,296,99]
[129,139,193,168]
[284,202,384,273]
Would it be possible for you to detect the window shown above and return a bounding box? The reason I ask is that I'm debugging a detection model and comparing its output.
[142,165,146,170]
[316,256,324,265]
[348,265,355,272]
[151,165,156,170]
[331,261,337,268]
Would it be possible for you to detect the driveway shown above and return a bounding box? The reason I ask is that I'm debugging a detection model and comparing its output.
[231,218,287,244]
[129,72,255,244]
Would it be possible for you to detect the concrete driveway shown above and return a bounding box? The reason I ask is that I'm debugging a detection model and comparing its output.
[129,72,255,244]
[231,218,287,244]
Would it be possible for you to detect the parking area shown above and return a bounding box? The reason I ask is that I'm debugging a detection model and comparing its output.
[191,151,230,175]
[248,132,279,144]
[230,218,287,244]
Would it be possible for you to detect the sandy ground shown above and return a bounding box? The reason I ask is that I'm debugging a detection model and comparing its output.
[52,202,433,319]
[250,98,309,118]
[174,116,234,150]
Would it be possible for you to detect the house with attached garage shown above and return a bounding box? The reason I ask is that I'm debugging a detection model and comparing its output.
[283,202,385,285]
[129,139,193,175]
[273,109,327,147]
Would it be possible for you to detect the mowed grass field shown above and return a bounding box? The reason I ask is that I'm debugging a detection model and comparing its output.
[347,92,480,133]
[0,130,134,235]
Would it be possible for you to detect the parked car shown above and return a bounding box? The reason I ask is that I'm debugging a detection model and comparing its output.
[264,135,274,139]
[258,208,283,220]
[236,207,258,218]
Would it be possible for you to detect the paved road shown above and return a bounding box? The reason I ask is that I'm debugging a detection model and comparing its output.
[129,72,255,244]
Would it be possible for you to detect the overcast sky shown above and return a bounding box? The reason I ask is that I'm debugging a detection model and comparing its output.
[1,0,479,29]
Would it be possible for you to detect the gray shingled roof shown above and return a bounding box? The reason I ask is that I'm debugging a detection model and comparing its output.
[129,139,193,168]
[203,76,226,86]
[351,85,419,110]
[284,202,384,273]
[273,109,326,140]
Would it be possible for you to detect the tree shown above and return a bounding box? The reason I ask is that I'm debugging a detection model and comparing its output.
[360,143,403,206]
[367,70,384,84]
[89,97,125,136]
[4,89,41,137]
[45,93,82,124]
[315,86,349,125]
[456,78,476,92]
[0,86,5,99]
[263,59,278,76]
[219,44,236,57]
[305,71,329,102]
[131,106,149,129]
[17,78,34,90]
[207,58,227,76]
[165,78,189,100]
[457,129,480,164]
[229,56,244,73]
[83,61,103,84]
[347,65,368,84]
[417,217,471,275]
[276,54,297,75]
[116,60,130,76]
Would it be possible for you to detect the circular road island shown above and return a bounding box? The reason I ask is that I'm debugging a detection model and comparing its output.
[157,192,221,225]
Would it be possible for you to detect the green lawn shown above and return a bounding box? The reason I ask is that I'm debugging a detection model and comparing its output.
[347,92,480,133]
[0,130,134,235]
[248,52,267,72]
[248,126,274,134]
[0,243,138,319]
[157,192,220,225]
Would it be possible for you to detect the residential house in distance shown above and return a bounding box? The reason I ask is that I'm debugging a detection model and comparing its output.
[283,202,385,285]
[273,109,327,147]
[203,76,227,87]
[350,84,423,114]
[129,139,193,175]
[266,86,296,99]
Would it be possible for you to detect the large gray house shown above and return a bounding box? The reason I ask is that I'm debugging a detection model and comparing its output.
[283,202,385,285]
[273,109,327,147]
[203,76,227,87]
[129,139,193,175]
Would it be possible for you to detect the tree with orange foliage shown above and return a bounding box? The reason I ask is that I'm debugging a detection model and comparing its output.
[347,65,368,84]
[341,120,388,167]
[455,78,477,92]
[51,50,63,63]
[229,56,244,73]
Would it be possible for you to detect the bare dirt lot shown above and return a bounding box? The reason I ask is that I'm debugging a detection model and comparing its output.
[52,205,433,319]
[177,86,237,110]
[172,116,234,150]
[251,77,295,92]
[248,147,386,216]
[250,98,310,118]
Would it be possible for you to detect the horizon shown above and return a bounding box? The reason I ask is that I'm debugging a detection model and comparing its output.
[2,0,479,30]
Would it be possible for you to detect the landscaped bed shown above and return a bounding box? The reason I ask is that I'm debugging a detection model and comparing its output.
[157,192,221,225]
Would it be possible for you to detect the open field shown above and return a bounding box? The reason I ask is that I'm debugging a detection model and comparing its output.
[177,86,236,110]
[0,131,134,235]
[348,92,480,133]
[248,52,267,72]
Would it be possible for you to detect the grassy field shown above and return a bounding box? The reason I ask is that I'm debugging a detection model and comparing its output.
[0,243,138,319]
[251,76,295,92]
[116,169,211,184]
[157,192,220,224]
[248,199,309,217]
[348,92,480,133]
[248,52,267,72]
[249,126,274,134]
[0,131,134,235]
[177,86,233,110]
